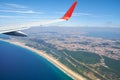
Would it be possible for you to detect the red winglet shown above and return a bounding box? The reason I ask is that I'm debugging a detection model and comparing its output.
[61,1,77,20]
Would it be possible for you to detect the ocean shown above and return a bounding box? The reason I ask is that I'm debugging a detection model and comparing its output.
[0,40,72,80]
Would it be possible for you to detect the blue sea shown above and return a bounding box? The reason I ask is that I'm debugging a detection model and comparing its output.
[0,40,72,80]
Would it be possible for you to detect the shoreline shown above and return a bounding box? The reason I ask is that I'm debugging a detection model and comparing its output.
[0,39,86,80]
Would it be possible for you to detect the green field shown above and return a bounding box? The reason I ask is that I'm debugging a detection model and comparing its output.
[62,50,101,64]
[103,56,120,75]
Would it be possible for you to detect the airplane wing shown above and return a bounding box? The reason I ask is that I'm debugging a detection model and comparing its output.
[0,1,77,36]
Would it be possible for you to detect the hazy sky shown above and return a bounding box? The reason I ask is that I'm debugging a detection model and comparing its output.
[0,0,120,27]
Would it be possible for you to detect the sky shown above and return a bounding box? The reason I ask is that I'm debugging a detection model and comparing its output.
[0,0,120,27]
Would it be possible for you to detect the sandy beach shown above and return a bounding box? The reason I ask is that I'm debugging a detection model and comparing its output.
[1,39,86,80]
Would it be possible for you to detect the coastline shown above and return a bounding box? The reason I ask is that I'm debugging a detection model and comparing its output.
[0,39,86,80]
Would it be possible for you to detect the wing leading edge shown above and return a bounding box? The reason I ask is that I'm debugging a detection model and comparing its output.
[0,1,77,36]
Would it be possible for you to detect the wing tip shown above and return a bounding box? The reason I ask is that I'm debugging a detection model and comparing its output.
[61,1,78,20]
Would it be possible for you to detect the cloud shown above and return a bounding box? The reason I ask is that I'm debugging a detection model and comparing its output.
[73,12,101,18]
[4,3,27,9]
[0,15,46,19]
[0,15,13,18]
[0,3,43,14]
[73,13,112,18]
[73,12,92,16]
[0,10,42,14]
[0,15,24,18]
[0,3,27,10]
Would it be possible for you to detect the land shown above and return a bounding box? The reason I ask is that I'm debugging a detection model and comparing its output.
[1,27,120,80]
